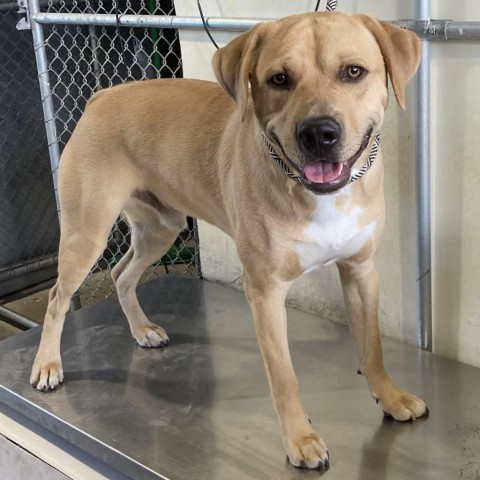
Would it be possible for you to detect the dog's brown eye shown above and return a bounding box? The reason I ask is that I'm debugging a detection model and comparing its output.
[343,65,366,81]
[269,73,289,88]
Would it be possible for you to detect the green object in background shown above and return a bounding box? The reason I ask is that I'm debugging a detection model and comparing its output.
[161,243,195,265]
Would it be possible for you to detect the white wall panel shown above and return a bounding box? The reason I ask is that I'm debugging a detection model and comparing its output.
[430,0,480,366]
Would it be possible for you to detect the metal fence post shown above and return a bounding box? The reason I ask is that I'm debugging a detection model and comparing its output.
[28,0,61,217]
[414,0,433,352]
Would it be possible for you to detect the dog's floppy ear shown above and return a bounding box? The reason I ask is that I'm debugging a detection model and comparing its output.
[212,23,266,120]
[360,15,422,110]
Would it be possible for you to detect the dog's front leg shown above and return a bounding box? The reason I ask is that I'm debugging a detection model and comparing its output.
[337,256,428,421]
[243,272,329,470]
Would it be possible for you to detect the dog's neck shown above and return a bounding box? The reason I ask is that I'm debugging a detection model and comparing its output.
[261,132,381,189]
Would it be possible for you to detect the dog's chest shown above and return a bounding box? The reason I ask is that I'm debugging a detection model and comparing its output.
[295,194,376,274]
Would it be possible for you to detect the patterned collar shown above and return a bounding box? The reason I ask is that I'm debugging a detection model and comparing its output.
[261,132,380,185]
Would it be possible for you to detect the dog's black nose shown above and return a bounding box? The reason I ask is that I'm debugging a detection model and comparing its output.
[297,117,341,157]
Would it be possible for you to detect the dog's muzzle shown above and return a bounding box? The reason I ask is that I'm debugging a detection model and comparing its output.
[297,116,342,161]
[262,125,379,195]
[300,126,373,194]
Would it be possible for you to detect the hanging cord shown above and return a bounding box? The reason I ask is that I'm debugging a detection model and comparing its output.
[197,0,219,49]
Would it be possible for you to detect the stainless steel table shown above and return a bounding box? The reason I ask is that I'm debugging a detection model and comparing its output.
[0,276,479,479]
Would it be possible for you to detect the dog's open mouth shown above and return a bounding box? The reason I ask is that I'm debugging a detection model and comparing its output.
[267,127,374,195]
[301,128,373,195]
[303,161,345,184]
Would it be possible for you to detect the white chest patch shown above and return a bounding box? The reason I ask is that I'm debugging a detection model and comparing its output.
[296,189,376,274]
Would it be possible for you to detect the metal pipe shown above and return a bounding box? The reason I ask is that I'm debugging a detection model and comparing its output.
[445,21,480,39]
[192,219,203,280]
[28,0,62,219]
[0,255,57,283]
[32,13,267,31]
[0,306,39,330]
[414,0,432,352]
[31,12,480,40]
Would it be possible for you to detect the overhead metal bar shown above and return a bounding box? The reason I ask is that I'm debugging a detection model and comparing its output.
[31,13,480,40]
[392,19,480,40]
[32,13,266,31]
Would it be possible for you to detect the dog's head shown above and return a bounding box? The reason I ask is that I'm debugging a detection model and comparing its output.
[212,12,421,194]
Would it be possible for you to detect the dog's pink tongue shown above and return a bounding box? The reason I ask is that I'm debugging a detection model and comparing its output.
[304,161,343,184]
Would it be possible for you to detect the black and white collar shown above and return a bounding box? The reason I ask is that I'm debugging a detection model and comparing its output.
[261,132,380,185]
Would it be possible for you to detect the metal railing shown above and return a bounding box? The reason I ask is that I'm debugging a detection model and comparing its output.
[30,12,480,40]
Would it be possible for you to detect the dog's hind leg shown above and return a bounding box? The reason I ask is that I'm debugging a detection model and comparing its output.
[112,191,186,348]
[30,179,131,391]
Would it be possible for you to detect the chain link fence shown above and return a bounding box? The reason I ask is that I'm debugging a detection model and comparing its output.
[0,2,59,300]
[1,0,201,311]
[41,0,201,306]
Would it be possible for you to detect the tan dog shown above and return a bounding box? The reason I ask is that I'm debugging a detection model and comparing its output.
[30,12,426,470]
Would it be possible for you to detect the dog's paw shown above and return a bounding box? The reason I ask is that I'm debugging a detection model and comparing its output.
[134,324,169,348]
[30,359,64,392]
[285,430,330,470]
[375,383,428,421]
